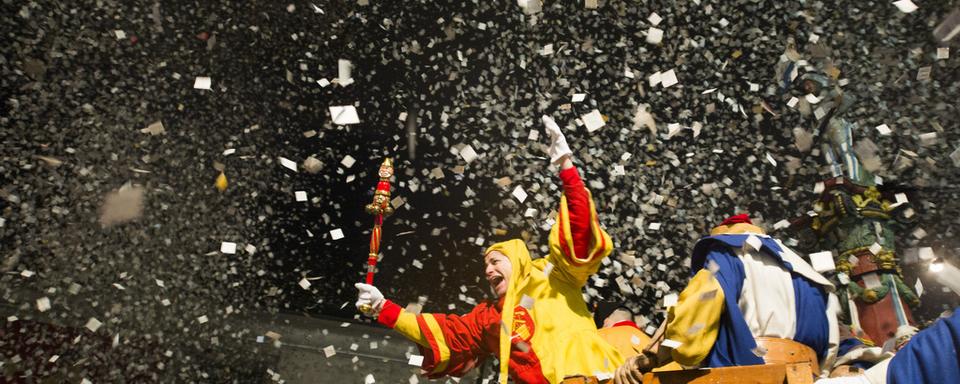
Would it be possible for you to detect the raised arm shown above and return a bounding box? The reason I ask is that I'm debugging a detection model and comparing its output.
[542,115,613,287]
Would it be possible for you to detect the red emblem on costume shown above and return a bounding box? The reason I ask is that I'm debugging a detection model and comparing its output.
[511,306,535,342]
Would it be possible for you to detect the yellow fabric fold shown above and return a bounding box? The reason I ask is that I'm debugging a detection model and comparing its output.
[665,269,726,367]
[393,310,429,348]
[546,190,613,288]
[422,314,451,374]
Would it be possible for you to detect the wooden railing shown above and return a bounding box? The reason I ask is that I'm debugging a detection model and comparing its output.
[561,362,815,384]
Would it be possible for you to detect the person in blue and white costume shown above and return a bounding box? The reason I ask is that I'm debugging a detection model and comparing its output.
[614,214,840,384]
[816,308,960,384]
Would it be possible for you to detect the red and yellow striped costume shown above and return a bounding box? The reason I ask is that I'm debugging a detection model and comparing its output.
[376,167,623,383]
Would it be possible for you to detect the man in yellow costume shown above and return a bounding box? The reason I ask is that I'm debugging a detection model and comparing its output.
[355,115,625,383]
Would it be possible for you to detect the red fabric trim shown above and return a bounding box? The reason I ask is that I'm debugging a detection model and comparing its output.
[377,300,402,328]
[416,315,444,371]
[560,166,591,262]
[720,214,752,226]
[611,320,640,330]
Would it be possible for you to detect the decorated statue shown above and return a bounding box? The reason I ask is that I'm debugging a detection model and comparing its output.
[780,56,920,347]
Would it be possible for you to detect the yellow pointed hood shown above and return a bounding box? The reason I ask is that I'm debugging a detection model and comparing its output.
[484,239,533,383]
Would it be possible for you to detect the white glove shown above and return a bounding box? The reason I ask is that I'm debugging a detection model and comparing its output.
[355,283,385,317]
[542,115,573,164]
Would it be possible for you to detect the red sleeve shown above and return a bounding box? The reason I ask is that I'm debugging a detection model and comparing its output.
[376,299,403,328]
[560,166,591,261]
[417,302,500,378]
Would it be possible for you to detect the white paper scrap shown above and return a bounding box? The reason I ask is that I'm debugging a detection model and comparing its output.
[341,155,356,168]
[197,315,209,324]
[648,12,663,26]
[220,242,237,254]
[460,144,478,163]
[648,222,662,231]
[193,76,212,90]
[582,110,606,132]
[337,59,353,86]
[862,273,882,289]
[572,93,586,102]
[915,278,923,297]
[512,186,528,203]
[869,243,883,255]
[660,69,678,88]
[663,293,678,307]
[646,27,664,44]
[323,345,336,358]
[661,339,682,349]
[279,157,298,172]
[875,124,892,136]
[937,47,950,60]
[295,191,308,202]
[408,355,424,367]
[787,97,799,108]
[329,105,360,125]
[36,297,51,312]
[893,0,918,14]
[330,228,344,240]
[85,317,103,332]
[809,251,837,273]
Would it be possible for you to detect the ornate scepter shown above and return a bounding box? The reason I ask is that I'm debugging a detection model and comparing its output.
[360,158,395,313]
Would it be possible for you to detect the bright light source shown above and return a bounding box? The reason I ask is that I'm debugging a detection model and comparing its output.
[930,258,945,273]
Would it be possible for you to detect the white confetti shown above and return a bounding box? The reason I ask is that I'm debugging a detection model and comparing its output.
[862,273,882,290]
[340,155,356,168]
[36,297,51,312]
[220,242,237,254]
[459,144,479,163]
[875,124,892,136]
[646,27,664,44]
[193,76,212,90]
[647,12,662,26]
[298,278,311,290]
[660,69,678,88]
[663,292,678,307]
[937,47,950,60]
[337,59,354,86]
[661,339,682,349]
[572,93,586,102]
[809,251,836,273]
[197,315,209,324]
[915,278,924,297]
[893,0,918,14]
[85,317,102,332]
[278,157,298,172]
[512,186,528,203]
[295,191,308,202]
[323,345,336,358]
[581,109,606,132]
[408,354,424,367]
[329,105,360,125]
[330,228,344,240]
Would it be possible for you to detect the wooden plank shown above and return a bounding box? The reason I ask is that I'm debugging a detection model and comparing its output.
[784,363,814,384]
[642,364,790,384]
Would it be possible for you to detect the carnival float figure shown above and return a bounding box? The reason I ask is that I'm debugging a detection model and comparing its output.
[781,58,920,347]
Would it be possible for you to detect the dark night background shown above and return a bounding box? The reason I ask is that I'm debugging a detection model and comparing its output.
[2,0,959,382]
